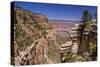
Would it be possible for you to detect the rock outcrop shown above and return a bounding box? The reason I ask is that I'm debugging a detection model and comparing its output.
[11,7,60,65]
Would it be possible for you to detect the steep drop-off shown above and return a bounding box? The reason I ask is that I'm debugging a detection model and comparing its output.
[11,7,61,65]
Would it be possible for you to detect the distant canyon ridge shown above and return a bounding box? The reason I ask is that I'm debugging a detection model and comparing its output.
[50,20,80,38]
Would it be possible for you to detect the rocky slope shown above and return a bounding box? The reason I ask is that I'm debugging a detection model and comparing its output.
[11,7,61,65]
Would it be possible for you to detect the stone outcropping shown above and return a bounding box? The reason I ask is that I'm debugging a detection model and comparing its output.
[11,7,60,65]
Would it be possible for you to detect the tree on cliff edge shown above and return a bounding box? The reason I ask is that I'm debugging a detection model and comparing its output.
[77,10,92,55]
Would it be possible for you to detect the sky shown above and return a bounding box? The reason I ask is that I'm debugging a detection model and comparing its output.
[14,1,97,21]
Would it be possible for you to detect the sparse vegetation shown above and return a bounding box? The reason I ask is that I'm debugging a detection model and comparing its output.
[12,5,97,65]
[63,10,97,62]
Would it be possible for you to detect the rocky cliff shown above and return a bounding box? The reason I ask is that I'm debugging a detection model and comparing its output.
[11,7,61,65]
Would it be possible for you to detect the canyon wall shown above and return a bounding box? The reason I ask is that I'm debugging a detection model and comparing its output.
[11,7,60,65]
